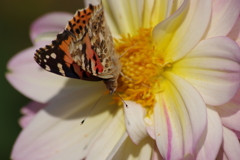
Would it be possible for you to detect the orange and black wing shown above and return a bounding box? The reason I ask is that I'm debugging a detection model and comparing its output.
[34,30,102,81]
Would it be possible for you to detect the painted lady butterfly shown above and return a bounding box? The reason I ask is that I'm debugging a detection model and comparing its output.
[34,3,120,94]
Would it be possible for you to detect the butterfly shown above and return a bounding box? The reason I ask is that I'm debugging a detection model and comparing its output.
[34,3,121,94]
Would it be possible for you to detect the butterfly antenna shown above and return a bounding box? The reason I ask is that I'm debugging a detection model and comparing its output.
[81,92,104,125]
[114,92,128,108]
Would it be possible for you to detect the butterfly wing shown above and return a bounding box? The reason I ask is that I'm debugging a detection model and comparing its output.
[34,3,120,83]
[66,3,120,80]
[34,30,102,81]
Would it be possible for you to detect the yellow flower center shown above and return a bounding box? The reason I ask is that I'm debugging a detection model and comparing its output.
[115,28,171,111]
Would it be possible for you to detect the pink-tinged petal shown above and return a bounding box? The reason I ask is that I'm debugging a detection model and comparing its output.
[228,16,240,46]
[205,0,240,38]
[30,12,73,43]
[216,145,228,160]
[11,92,116,160]
[6,43,103,103]
[173,37,240,106]
[7,41,49,71]
[215,89,240,131]
[146,125,155,140]
[19,101,47,128]
[196,146,206,160]
[154,73,207,160]
[153,0,211,61]
[86,109,125,160]
[196,106,222,160]
[233,130,240,139]
[110,136,154,160]
[152,143,164,160]
[123,101,148,144]
[218,127,240,160]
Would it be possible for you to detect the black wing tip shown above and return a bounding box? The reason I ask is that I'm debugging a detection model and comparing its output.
[89,4,94,11]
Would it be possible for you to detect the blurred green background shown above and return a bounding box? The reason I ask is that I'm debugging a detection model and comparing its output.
[0,1,85,159]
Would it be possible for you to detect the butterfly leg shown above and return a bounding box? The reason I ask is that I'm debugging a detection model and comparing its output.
[119,43,138,58]
[120,72,132,81]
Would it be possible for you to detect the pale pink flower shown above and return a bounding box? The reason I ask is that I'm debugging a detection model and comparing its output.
[7,0,240,159]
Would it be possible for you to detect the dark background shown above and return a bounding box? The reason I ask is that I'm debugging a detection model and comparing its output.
[0,1,85,159]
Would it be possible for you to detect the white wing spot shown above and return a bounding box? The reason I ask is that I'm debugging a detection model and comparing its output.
[51,53,57,59]
[57,63,63,68]
[45,65,51,71]
[46,55,50,59]
[44,59,47,62]
[79,44,82,50]
[99,32,104,41]
[57,63,65,76]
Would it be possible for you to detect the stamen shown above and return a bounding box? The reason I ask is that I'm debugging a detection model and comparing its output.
[114,28,171,111]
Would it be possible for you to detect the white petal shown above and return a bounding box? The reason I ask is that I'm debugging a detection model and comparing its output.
[196,106,223,160]
[19,101,47,128]
[152,0,189,59]
[128,0,143,30]
[86,109,125,160]
[102,0,121,38]
[154,73,207,159]
[228,16,240,46]
[205,0,240,38]
[151,143,164,160]
[150,0,170,28]
[153,0,212,61]
[106,132,128,160]
[104,0,135,35]
[215,89,240,131]
[12,92,117,160]
[30,12,73,43]
[233,130,240,139]
[7,41,50,71]
[123,101,148,144]
[216,145,228,160]
[142,0,155,28]
[221,127,240,160]
[173,37,240,105]
[105,0,143,34]
[146,125,155,140]
[111,136,154,160]
[84,0,100,6]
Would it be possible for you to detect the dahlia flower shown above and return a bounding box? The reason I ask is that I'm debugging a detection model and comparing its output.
[6,0,240,159]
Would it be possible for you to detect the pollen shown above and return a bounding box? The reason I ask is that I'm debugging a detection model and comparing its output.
[115,28,170,110]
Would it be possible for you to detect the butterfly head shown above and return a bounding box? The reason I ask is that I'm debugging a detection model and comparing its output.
[103,78,118,95]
